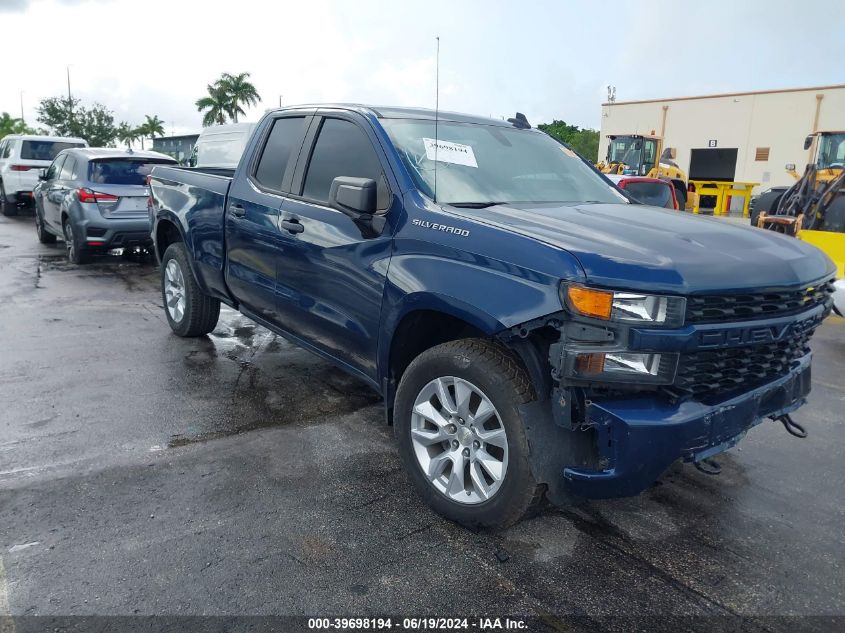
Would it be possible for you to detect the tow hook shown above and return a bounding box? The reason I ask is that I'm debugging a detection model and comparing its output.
[773,413,808,438]
[694,458,722,475]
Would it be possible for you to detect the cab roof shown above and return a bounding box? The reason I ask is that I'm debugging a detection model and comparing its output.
[267,104,517,128]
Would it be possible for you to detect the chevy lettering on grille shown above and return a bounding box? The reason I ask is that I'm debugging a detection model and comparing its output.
[696,310,826,349]
[412,218,470,237]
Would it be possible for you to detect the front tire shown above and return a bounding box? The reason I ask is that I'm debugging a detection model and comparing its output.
[161,242,220,337]
[394,339,542,529]
[36,208,56,244]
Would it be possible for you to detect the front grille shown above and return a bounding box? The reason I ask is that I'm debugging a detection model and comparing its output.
[669,330,812,402]
[685,281,834,324]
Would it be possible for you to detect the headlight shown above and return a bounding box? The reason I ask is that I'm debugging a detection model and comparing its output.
[573,351,678,383]
[562,284,686,327]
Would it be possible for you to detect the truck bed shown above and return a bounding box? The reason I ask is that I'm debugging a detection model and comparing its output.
[149,165,234,303]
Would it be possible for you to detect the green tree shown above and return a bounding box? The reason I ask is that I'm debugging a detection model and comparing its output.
[36,97,118,146]
[0,112,36,140]
[134,115,165,150]
[143,114,165,139]
[537,119,600,162]
[116,122,140,149]
[218,72,260,123]
[195,83,230,127]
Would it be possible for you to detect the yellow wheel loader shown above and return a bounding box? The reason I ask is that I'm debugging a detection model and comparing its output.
[596,133,695,209]
[754,131,845,277]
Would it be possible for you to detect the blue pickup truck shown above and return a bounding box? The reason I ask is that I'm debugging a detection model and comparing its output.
[149,105,835,528]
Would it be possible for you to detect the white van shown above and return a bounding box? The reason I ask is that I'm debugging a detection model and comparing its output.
[190,123,257,169]
[0,134,88,216]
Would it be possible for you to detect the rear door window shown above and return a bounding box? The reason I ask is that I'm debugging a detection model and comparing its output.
[253,117,307,191]
[21,141,85,161]
[88,159,175,185]
[301,118,389,209]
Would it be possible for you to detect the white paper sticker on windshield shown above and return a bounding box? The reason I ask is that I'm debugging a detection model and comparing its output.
[423,138,478,168]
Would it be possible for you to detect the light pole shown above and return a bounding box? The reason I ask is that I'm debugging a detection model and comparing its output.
[66,64,74,126]
[20,91,25,123]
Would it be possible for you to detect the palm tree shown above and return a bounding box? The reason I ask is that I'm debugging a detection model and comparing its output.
[218,72,261,123]
[116,122,139,149]
[144,115,165,139]
[131,116,164,151]
[133,124,148,150]
[195,83,230,127]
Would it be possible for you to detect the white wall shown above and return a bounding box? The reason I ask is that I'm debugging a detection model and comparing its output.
[598,86,845,193]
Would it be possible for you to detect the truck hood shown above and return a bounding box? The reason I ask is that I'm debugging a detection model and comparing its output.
[450,202,836,293]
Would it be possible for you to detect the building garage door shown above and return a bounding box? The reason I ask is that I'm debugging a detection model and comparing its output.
[689,148,738,181]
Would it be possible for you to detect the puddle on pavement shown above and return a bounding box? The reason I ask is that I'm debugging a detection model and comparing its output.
[170,310,381,448]
[36,252,158,292]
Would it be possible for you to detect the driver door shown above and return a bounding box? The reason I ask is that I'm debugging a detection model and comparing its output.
[274,113,396,382]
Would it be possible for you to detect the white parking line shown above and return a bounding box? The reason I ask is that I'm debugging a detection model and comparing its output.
[0,556,15,633]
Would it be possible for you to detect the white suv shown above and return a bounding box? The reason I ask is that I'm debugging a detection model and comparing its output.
[0,134,87,216]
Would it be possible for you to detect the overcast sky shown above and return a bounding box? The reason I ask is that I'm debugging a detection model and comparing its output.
[1,0,842,137]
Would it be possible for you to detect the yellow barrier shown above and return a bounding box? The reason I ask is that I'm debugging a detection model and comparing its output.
[798,230,845,278]
[689,180,760,217]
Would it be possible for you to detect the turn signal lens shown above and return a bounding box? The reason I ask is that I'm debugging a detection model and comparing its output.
[567,286,613,320]
[575,353,606,374]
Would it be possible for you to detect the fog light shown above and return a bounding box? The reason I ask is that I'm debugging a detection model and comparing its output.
[573,352,677,383]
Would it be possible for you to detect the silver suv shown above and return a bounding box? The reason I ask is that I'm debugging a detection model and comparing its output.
[33,148,176,263]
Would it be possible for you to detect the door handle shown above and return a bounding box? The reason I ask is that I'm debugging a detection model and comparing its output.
[229,203,246,217]
[280,218,304,234]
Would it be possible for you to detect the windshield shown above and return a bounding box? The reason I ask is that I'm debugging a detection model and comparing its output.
[607,136,643,173]
[21,140,85,161]
[381,119,624,206]
[88,159,175,185]
[816,133,845,170]
[623,181,674,208]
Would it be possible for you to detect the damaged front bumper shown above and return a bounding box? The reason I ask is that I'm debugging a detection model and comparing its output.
[562,353,812,498]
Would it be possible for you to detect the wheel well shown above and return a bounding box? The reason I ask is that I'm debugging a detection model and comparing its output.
[156,219,183,257]
[388,310,485,399]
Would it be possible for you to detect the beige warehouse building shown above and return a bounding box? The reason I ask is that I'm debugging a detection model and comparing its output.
[599,84,845,194]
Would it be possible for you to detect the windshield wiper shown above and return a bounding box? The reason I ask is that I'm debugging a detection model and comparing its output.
[446,201,507,208]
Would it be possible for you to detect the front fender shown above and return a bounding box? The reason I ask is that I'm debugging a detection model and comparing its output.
[377,247,571,387]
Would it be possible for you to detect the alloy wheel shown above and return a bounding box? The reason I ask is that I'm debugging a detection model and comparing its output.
[63,222,75,261]
[410,376,508,504]
[164,259,186,323]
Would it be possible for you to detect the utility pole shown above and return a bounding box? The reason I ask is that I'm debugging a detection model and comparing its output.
[20,91,25,123]
[66,64,74,127]
[279,95,283,108]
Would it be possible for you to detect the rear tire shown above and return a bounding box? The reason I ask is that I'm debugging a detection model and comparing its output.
[394,338,542,529]
[1,184,17,217]
[63,218,89,264]
[161,241,220,337]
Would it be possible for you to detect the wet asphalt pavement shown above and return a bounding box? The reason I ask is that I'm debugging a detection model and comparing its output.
[0,212,844,631]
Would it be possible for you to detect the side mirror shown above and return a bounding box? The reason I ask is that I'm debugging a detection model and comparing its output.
[38,169,48,181]
[785,163,796,171]
[803,135,813,151]
[328,176,385,235]
[662,147,677,160]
